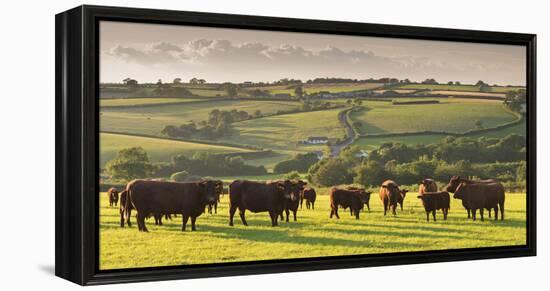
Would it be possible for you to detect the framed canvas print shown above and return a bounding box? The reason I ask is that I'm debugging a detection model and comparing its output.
[55,5,536,285]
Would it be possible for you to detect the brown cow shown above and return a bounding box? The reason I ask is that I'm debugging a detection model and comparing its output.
[379,180,401,216]
[206,180,224,214]
[119,190,132,227]
[329,188,365,219]
[228,180,294,227]
[453,182,505,221]
[445,176,497,218]
[301,187,317,210]
[346,187,372,212]
[277,180,306,222]
[107,187,119,207]
[417,191,450,222]
[397,189,409,211]
[125,180,220,232]
[418,179,438,195]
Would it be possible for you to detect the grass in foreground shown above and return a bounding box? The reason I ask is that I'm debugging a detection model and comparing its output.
[99,192,526,270]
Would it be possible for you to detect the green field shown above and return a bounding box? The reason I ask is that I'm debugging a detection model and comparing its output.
[99,192,526,270]
[100,97,205,108]
[100,133,253,166]
[396,84,524,93]
[228,108,346,151]
[188,88,226,97]
[352,118,526,150]
[100,99,302,136]
[248,83,383,96]
[349,99,518,135]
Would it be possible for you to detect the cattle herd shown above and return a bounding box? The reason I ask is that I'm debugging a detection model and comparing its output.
[104,175,506,232]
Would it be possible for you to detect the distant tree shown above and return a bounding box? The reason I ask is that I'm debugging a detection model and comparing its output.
[284,171,301,180]
[173,78,182,84]
[354,160,387,187]
[123,78,138,90]
[223,83,238,97]
[447,81,454,85]
[455,81,461,85]
[353,99,363,106]
[254,110,262,118]
[479,83,492,93]
[189,78,199,85]
[294,86,304,98]
[311,159,353,186]
[105,147,155,181]
[198,79,206,84]
[475,80,487,86]
[346,99,353,105]
[403,78,411,84]
[422,78,438,85]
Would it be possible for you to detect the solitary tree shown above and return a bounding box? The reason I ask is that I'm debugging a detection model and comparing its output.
[173,78,182,84]
[223,83,238,97]
[294,86,304,98]
[105,147,155,181]
[475,119,484,129]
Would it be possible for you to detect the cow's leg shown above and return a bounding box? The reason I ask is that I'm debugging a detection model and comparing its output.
[127,209,132,227]
[355,209,360,220]
[190,216,197,231]
[312,201,315,210]
[467,208,471,219]
[330,209,334,218]
[426,211,429,222]
[229,204,237,226]
[159,215,163,226]
[499,201,505,220]
[480,208,485,221]
[293,210,297,221]
[443,208,448,220]
[383,201,388,216]
[493,206,499,221]
[120,210,125,227]
[471,209,477,221]
[285,209,290,222]
[392,205,397,216]
[137,212,148,232]
[432,210,436,222]
[488,208,492,218]
[214,202,218,214]
[366,201,370,212]
[269,211,278,227]
[300,197,303,209]
[334,208,340,219]
[350,208,353,216]
[239,208,248,226]
[181,215,189,231]
[400,202,403,211]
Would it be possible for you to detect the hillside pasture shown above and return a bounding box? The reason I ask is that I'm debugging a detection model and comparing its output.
[247,83,383,96]
[227,108,346,151]
[397,84,524,93]
[349,99,518,135]
[100,97,205,108]
[99,192,526,270]
[100,133,253,166]
[100,99,302,136]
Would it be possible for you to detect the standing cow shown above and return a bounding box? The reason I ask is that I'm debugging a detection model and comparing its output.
[379,180,402,216]
[279,180,306,222]
[397,189,409,211]
[346,187,372,212]
[107,187,119,207]
[417,191,450,222]
[453,182,505,221]
[445,176,498,218]
[228,180,295,227]
[206,180,224,214]
[124,180,220,232]
[301,187,317,210]
[329,187,365,219]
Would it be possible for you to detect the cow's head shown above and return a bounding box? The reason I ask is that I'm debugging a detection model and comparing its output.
[199,180,220,204]
[400,189,409,200]
[445,176,462,193]
[419,178,435,188]
[453,182,467,200]
[359,190,372,204]
[281,180,302,202]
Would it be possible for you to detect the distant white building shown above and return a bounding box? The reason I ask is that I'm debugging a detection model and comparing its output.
[301,136,329,145]
[356,150,369,158]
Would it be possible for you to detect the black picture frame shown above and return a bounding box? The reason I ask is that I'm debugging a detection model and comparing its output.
[55,5,537,286]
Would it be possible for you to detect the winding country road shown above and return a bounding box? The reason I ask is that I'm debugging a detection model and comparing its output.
[330,106,358,157]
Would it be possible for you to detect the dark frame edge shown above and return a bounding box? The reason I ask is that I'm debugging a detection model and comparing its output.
[55,4,537,286]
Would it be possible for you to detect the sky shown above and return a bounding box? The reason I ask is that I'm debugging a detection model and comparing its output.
[100,21,526,86]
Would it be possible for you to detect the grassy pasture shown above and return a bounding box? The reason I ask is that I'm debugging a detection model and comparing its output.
[100,100,302,136]
[349,99,518,135]
[247,83,383,96]
[99,192,526,270]
[100,98,205,108]
[396,84,524,93]
[100,133,252,166]
[188,88,226,97]
[228,108,346,151]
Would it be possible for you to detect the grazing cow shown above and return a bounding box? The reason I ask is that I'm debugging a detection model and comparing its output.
[279,180,307,222]
[417,191,450,222]
[107,187,119,207]
[329,188,365,219]
[347,186,372,212]
[119,190,132,227]
[418,179,438,195]
[445,176,497,218]
[301,187,317,210]
[228,180,294,227]
[125,180,220,232]
[379,180,402,216]
[206,180,224,214]
[453,182,505,221]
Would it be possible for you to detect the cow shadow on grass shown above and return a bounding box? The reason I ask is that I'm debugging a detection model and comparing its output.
[199,224,426,249]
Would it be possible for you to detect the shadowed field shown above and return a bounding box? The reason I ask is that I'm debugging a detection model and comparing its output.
[99,192,526,270]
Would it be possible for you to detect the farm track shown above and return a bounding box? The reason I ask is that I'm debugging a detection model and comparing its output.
[331,106,358,156]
